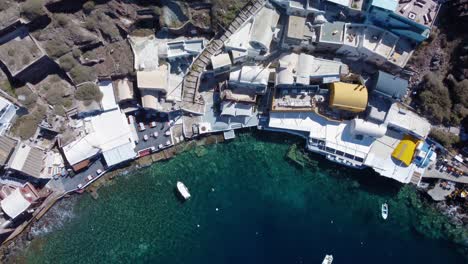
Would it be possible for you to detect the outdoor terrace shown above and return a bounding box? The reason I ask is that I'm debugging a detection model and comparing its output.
[375,32,398,58]
[319,21,345,44]
[343,24,362,47]
[397,0,440,27]
[362,26,382,53]
[271,85,359,121]
[388,38,414,67]
[271,87,317,112]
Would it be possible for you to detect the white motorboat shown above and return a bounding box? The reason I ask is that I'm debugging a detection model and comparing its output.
[322,254,333,264]
[381,203,388,220]
[177,181,191,200]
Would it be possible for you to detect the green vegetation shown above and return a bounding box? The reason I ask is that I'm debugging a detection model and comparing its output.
[1,80,15,97]
[53,105,67,116]
[45,40,70,59]
[53,14,69,27]
[72,48,82,59]
[418,73,452,123]
[75,83,102,102]
[453,79,468,107]
[21,0,45,21]
[44,83,68,106]
[0,1,9,11]
[130,28,154,37]
[85,12,121,42]
[11,105,46,140]
[83,1,95,14]
[22,55,31,65]
[69,65,96,84]
[212,0,246,28]
[59,54,78,72]
[429,128,460,149]
[153,6,162,16]
[15,87,37,109]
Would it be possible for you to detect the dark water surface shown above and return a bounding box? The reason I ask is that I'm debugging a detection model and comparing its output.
[16,133,467,263]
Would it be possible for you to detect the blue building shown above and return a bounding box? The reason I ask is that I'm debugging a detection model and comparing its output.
[413,141,436,168]
[365,0,440,43]
[371,71,408,100]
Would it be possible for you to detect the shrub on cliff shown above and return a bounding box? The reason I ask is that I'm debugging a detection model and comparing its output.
[69,65,96,84]
[59,54,78,72]
[45,40,70,59]
[75,83,102,102]
[83,1,95,14]
[418,73,452,123]
[21,0,46,21]
[429,128,460,148]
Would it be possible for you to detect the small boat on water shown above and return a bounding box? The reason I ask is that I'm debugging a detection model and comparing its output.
[177,181,191,200]
[322,254,333,264]
[381,203,388,220]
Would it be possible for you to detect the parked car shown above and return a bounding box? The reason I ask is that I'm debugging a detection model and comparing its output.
[153,132,159,138]
[96,169,103,175]
[139,122,146,131]
[150,121,157,128]
[143,134,149,141]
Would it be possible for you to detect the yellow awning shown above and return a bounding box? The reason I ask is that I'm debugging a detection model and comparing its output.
[329,82,368,113]
[392,135,420,166]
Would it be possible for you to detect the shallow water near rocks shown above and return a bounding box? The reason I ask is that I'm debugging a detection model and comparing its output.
[12,132,467,263]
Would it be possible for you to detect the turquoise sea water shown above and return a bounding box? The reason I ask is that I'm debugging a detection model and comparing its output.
[14,132,467,263]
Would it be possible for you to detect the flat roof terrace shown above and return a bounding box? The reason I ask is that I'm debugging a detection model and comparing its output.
[389,38,414,67]
[362,26,398,58]
[287,16,306,40]
[397,0,440,28]
[343,24,362,47]
[319,22,345,44]
[362,26,382,53]
[375,31,398,58]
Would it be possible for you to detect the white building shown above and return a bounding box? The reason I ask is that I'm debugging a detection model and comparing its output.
[0,96,18,135]
[384,102,431,139]
[229,66,270,94]
[0,183,39,220]
[224,5,280,61]
[6,144,46,179]
[276,53,348,86]
[211,53,232,75]
[316,22,414,68]
[163,39,205,61]
[271,0,323,16]
[267,102,434,184]
[63,86,136,170]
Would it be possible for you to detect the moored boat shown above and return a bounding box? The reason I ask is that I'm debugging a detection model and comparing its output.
[177,181,191,200]
[322,254,333,264]
[381,203,388,220]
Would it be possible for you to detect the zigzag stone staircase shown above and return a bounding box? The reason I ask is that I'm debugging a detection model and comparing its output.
[181,0,267,115]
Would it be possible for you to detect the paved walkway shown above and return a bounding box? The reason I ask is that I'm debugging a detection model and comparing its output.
[427,180,456,201]
[423,166,468,184]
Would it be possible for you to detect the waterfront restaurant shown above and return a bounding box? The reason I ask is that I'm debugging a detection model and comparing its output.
[0,182,40,220]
